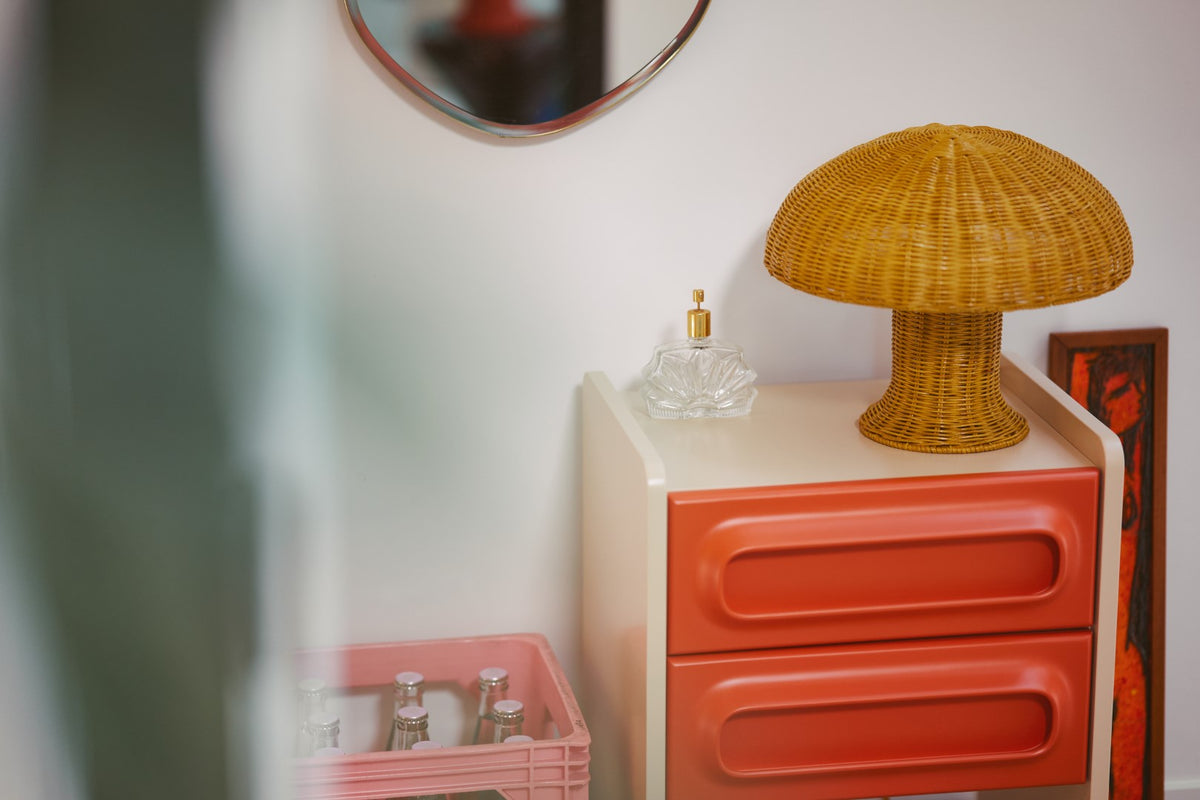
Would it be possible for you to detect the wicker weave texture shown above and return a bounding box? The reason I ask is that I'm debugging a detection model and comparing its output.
[858,310,1028,453]
[764,123,1133,312]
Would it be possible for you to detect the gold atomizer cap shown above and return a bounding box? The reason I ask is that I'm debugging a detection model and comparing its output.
[687,289,710,338]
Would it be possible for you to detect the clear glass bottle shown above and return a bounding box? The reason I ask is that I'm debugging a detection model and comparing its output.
[503,734,534,744]
[307,711,342,753]
[389,705,431,751]
[313,746,346,757]
[410,740,443,752]
[641,289,757,419]
[384,671,425,750]
[489,699,524,744]
[294,677,328,757]
[472,666,509,745]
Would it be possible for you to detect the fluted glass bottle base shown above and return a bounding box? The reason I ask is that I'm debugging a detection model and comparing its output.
[641,337,757,420]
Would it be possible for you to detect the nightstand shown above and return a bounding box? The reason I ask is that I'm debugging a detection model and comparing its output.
[581,354,1121,800]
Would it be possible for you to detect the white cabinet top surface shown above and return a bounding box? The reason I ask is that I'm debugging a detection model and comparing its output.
[617,377,1093,493]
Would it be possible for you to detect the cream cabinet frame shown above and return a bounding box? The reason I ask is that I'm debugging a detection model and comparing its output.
[581,354,1122,800]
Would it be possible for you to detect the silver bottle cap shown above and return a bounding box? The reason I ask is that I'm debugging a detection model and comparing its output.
[492,699,524,722]
[503,735,534,744]
[313,746,345,757]
[478,666,508,687]
[396,705,429,728]
[410,740,443,751]
[297,677,326,696]
[393,671,424,689]
[307,711,340,732]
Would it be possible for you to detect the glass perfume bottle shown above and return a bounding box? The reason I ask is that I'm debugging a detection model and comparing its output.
[641,290,757,419]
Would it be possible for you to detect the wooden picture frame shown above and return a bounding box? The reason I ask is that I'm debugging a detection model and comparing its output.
[1048,328,1168,800]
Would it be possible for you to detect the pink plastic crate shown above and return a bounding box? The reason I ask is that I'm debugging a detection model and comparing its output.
[292,633,589,800]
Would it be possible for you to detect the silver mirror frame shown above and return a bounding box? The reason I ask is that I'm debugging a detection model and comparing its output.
[344,0,712,138]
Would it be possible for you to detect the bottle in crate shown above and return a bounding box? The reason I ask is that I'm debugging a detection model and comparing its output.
[472,666,509,745]
[389,705,431,751]
[307,711,342,753]
[294,678,328,756]
[410,740,443,751]
[469,699,527,800]
[313,747,345,757]
[489,699,524,744]
[384,671,425,750]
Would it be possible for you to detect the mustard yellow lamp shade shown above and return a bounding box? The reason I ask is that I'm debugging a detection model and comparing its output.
[765,123,1133,453]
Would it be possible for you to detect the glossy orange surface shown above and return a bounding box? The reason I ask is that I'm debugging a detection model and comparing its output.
[667,469,1099,655]
[666,632,1093,799]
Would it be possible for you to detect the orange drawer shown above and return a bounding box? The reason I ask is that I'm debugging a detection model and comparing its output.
[666,631,1093,800]
[667,469,1098,655]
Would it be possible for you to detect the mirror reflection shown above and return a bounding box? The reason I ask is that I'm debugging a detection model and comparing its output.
[345,0,710,136]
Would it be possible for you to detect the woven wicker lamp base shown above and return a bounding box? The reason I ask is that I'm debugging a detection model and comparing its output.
[859,310,1029,454]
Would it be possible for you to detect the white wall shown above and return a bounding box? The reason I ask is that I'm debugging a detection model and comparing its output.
[210,0,1200,791]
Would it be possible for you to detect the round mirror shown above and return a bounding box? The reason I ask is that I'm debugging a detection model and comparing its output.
[344,0,711,137]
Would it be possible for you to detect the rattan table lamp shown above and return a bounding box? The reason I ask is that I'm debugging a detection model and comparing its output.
[764,123,1133,453]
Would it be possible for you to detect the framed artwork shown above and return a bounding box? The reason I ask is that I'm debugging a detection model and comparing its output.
[1048,328,1168,800]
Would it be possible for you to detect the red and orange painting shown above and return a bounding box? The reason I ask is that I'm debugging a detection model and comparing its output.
[1049,328,1167,800]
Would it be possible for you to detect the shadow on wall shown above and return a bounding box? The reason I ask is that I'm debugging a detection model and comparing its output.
[717,230,892,385]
